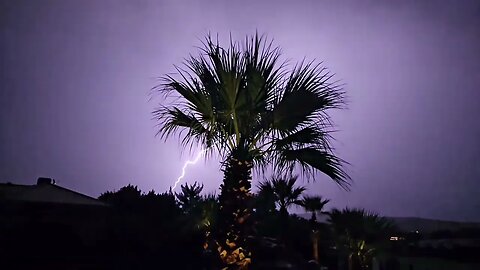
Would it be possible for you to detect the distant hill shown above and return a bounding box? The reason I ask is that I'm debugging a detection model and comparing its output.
[388,217,480,233]
[295,213,480,233]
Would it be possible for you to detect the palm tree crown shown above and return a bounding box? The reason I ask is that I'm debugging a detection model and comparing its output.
[258,175,306,216]
[327,208,393,270]
[297,195,330,222]
[327,208,394,250]
[154,33,349,187]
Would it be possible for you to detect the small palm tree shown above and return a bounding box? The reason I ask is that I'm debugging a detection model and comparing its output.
[327,208,393,270]
[154,33,349,269]
[297,195,330,223]
[348,239,375,270]
[297,195,330,263]
[258,175,306,219]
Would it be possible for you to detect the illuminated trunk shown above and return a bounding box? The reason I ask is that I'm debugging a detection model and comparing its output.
[216,147,253,270]
[348,254,354,270]
[348,253,360,270]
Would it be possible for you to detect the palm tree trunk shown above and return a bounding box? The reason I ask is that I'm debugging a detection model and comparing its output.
[312,230,320,263]
[279,205,290,243]
[348,253,361,270]
[310,212,319,263]
[216,148,253,270]
[348,254,354,270]
[279,206,289,222]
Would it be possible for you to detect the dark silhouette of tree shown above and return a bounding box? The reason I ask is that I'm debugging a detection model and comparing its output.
[297,195,330,223]
[297,195,330,263]
[154,33,349,269]
[98,185,207,269]
[199,193,219,231]
[258,175,306,220]
[175,183,219,237]
[254,183,277,218]
[327,208,393,270]
[176,182,203,215]
[198,193,222,268]
[99,184,142,210]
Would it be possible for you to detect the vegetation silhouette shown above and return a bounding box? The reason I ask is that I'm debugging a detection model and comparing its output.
[3,181,479,269]
[297,195,330,263]
[98,185,205,269]
[327,208,394,270]
[154,32,350,269]
[259,175,306,221]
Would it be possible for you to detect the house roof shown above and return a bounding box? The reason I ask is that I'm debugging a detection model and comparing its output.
[0,181,107,207]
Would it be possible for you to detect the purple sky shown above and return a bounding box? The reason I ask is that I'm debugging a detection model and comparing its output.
[1,0,479,222]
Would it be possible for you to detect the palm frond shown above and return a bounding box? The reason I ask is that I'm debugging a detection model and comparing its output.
[271,61,346,133]
[277,147,350,189]
[153,106,221,151]
[274,126,332,150]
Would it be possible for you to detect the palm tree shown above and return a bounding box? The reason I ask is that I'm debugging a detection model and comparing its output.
[327,208,393,270]
[258,175,306,219]
[297,195,330,223]
[154,33,349,269]
[297,195,330,263]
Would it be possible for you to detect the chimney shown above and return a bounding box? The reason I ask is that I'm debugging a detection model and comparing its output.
[37,177,55,185]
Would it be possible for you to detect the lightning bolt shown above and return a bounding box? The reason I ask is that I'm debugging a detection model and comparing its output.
[172,149,207,190]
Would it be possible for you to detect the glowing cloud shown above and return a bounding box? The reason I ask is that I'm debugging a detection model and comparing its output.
[172,149,207,190]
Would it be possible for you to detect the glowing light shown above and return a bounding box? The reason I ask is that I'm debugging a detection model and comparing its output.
[172,149,206,190]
